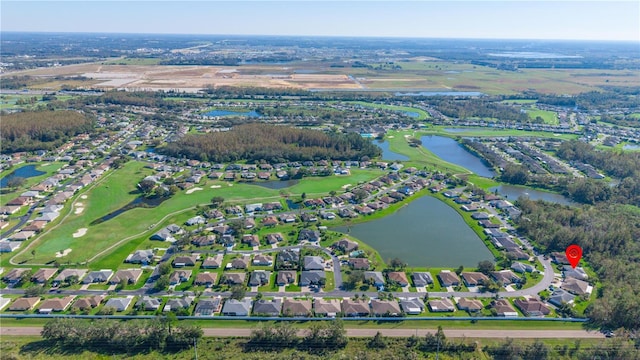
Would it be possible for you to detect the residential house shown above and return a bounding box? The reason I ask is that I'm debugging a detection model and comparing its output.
[248,271,270,287]
[387,272,410,287]
[82,269,114,284]
[192,235,216,247]
[341,299,370,317]
[164,296,195,313]
[370,299,402,317]
[38,296,75,314]
[348,258,370,270]
[253,254,273,266]
[299,271,326,286]
[276,271,297,286]
[364,271,385,287]
[169,270,192,285]
[110,269,143,285]
[31,268,57,284]
[185,216,205,226]
[243,218,256,229]
[194,297,222,316]
[437,271,460,287]
[303,256,324,270]
[456,298,483,312]
[126,249,154,264]
[229,257,249,270]
[298,229,321,243]
[222,298,252,316]
[0,241,21,253]
[202,254,224,269]
[491,299,519,317]
[262,216,279,227]
[282,299,313,317]
[194,272,218,287]
[252,299,282,317]
[428,298,455,312]
[173,255,198,267]
[513,298,551,317]
[103,297,133,312]
[221,272,246,286]
[136,296,162,311]
[8,297,41,311]
[72,295,104,311]
[511,262,535,274]
[314,298,341,317]
[548,289,576,307]
[242,234,260,247]
[412,272,434,287]
[53,269,88,285]
[562,266,588,281]
[277,250,300,270]
[279,214,296,223]
[491,270,520,285]
[333,238,358,253]
[561,278,592,296]
[265,233,284,244]
[461,272,489,287]
[399,298,425,315]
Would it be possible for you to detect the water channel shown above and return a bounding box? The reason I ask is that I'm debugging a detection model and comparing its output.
[375,140,409,161]
[420,135,495,178]
[0,165,46,188]
[332,196,493,267]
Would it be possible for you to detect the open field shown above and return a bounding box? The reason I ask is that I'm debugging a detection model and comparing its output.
[8,61,640,94]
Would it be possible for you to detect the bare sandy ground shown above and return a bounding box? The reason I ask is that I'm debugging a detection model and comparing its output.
[80,195,88,199]
[185,187,203,194]
[72,228,87,238]
[74,203,84,215]
[0,327,605,339]
[55,248,72,258]
[341,184,352,189]
[210,185,221,189]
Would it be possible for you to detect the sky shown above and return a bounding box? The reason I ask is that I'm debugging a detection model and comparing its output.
[1,1,639,41]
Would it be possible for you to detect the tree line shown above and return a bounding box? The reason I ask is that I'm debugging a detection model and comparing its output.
[1,110,94,153]
[160,123,381,163]
[41,317,202,354]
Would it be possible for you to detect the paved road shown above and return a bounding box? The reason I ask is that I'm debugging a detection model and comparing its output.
[0,326,604,339]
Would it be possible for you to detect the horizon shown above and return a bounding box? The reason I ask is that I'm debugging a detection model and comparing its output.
[1,1,638,42]
[2,30,639,44]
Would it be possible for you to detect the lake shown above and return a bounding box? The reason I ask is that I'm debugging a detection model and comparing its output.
[375,140,409,161]
[203,109,262,118]
[333,196,493,267]
[0,165,46,188]
[489,185,574,205]
[253,179,300,190]
[420,135,495,178]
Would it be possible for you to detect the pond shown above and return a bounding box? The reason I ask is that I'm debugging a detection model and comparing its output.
[252,179,300,190]
[203,109,262,118]
[332,196,493,267]
[0,165,46,188]
[420,135,495,178]
[489,185,574,206]
[623,144,640,150]
[375,140,409,161]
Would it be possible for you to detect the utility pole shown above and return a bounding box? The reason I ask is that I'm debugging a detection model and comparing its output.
[193,338,198,360]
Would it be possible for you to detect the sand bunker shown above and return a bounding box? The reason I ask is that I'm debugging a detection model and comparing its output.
[341,184,352,189]
[56,248,72,257]
[228,183,233,187]
[72,228,88,238]
[81,195,88,199]
[185,187,203,194]
[74,207,84,215]
[387,136,395,138]
[210,185,221,189]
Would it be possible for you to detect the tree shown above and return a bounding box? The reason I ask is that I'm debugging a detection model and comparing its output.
[368,331,387,349]
[301,192,307,200]
[6,176,26,189]
[211,196,225,207]
[154,275,170,291]
[25,285,45,297]
[230,284,246,300]
[30,249,36,259]
[455,265,464,275]
[477,260,495,275]
[389,257,406,271]
[158,262,172,276]
[343,270,365,290]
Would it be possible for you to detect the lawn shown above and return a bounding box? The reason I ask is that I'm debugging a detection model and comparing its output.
[525,107,559,125]
[286,169,385,196]
[346,101,430,120]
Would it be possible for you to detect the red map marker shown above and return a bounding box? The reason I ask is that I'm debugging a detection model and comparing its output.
[565,244,583,269]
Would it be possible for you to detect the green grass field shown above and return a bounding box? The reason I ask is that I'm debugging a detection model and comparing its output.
[526,107,559,125]
[347,101,430,120]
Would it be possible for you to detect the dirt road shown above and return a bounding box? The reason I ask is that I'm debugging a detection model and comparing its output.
[0,327,604,339]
